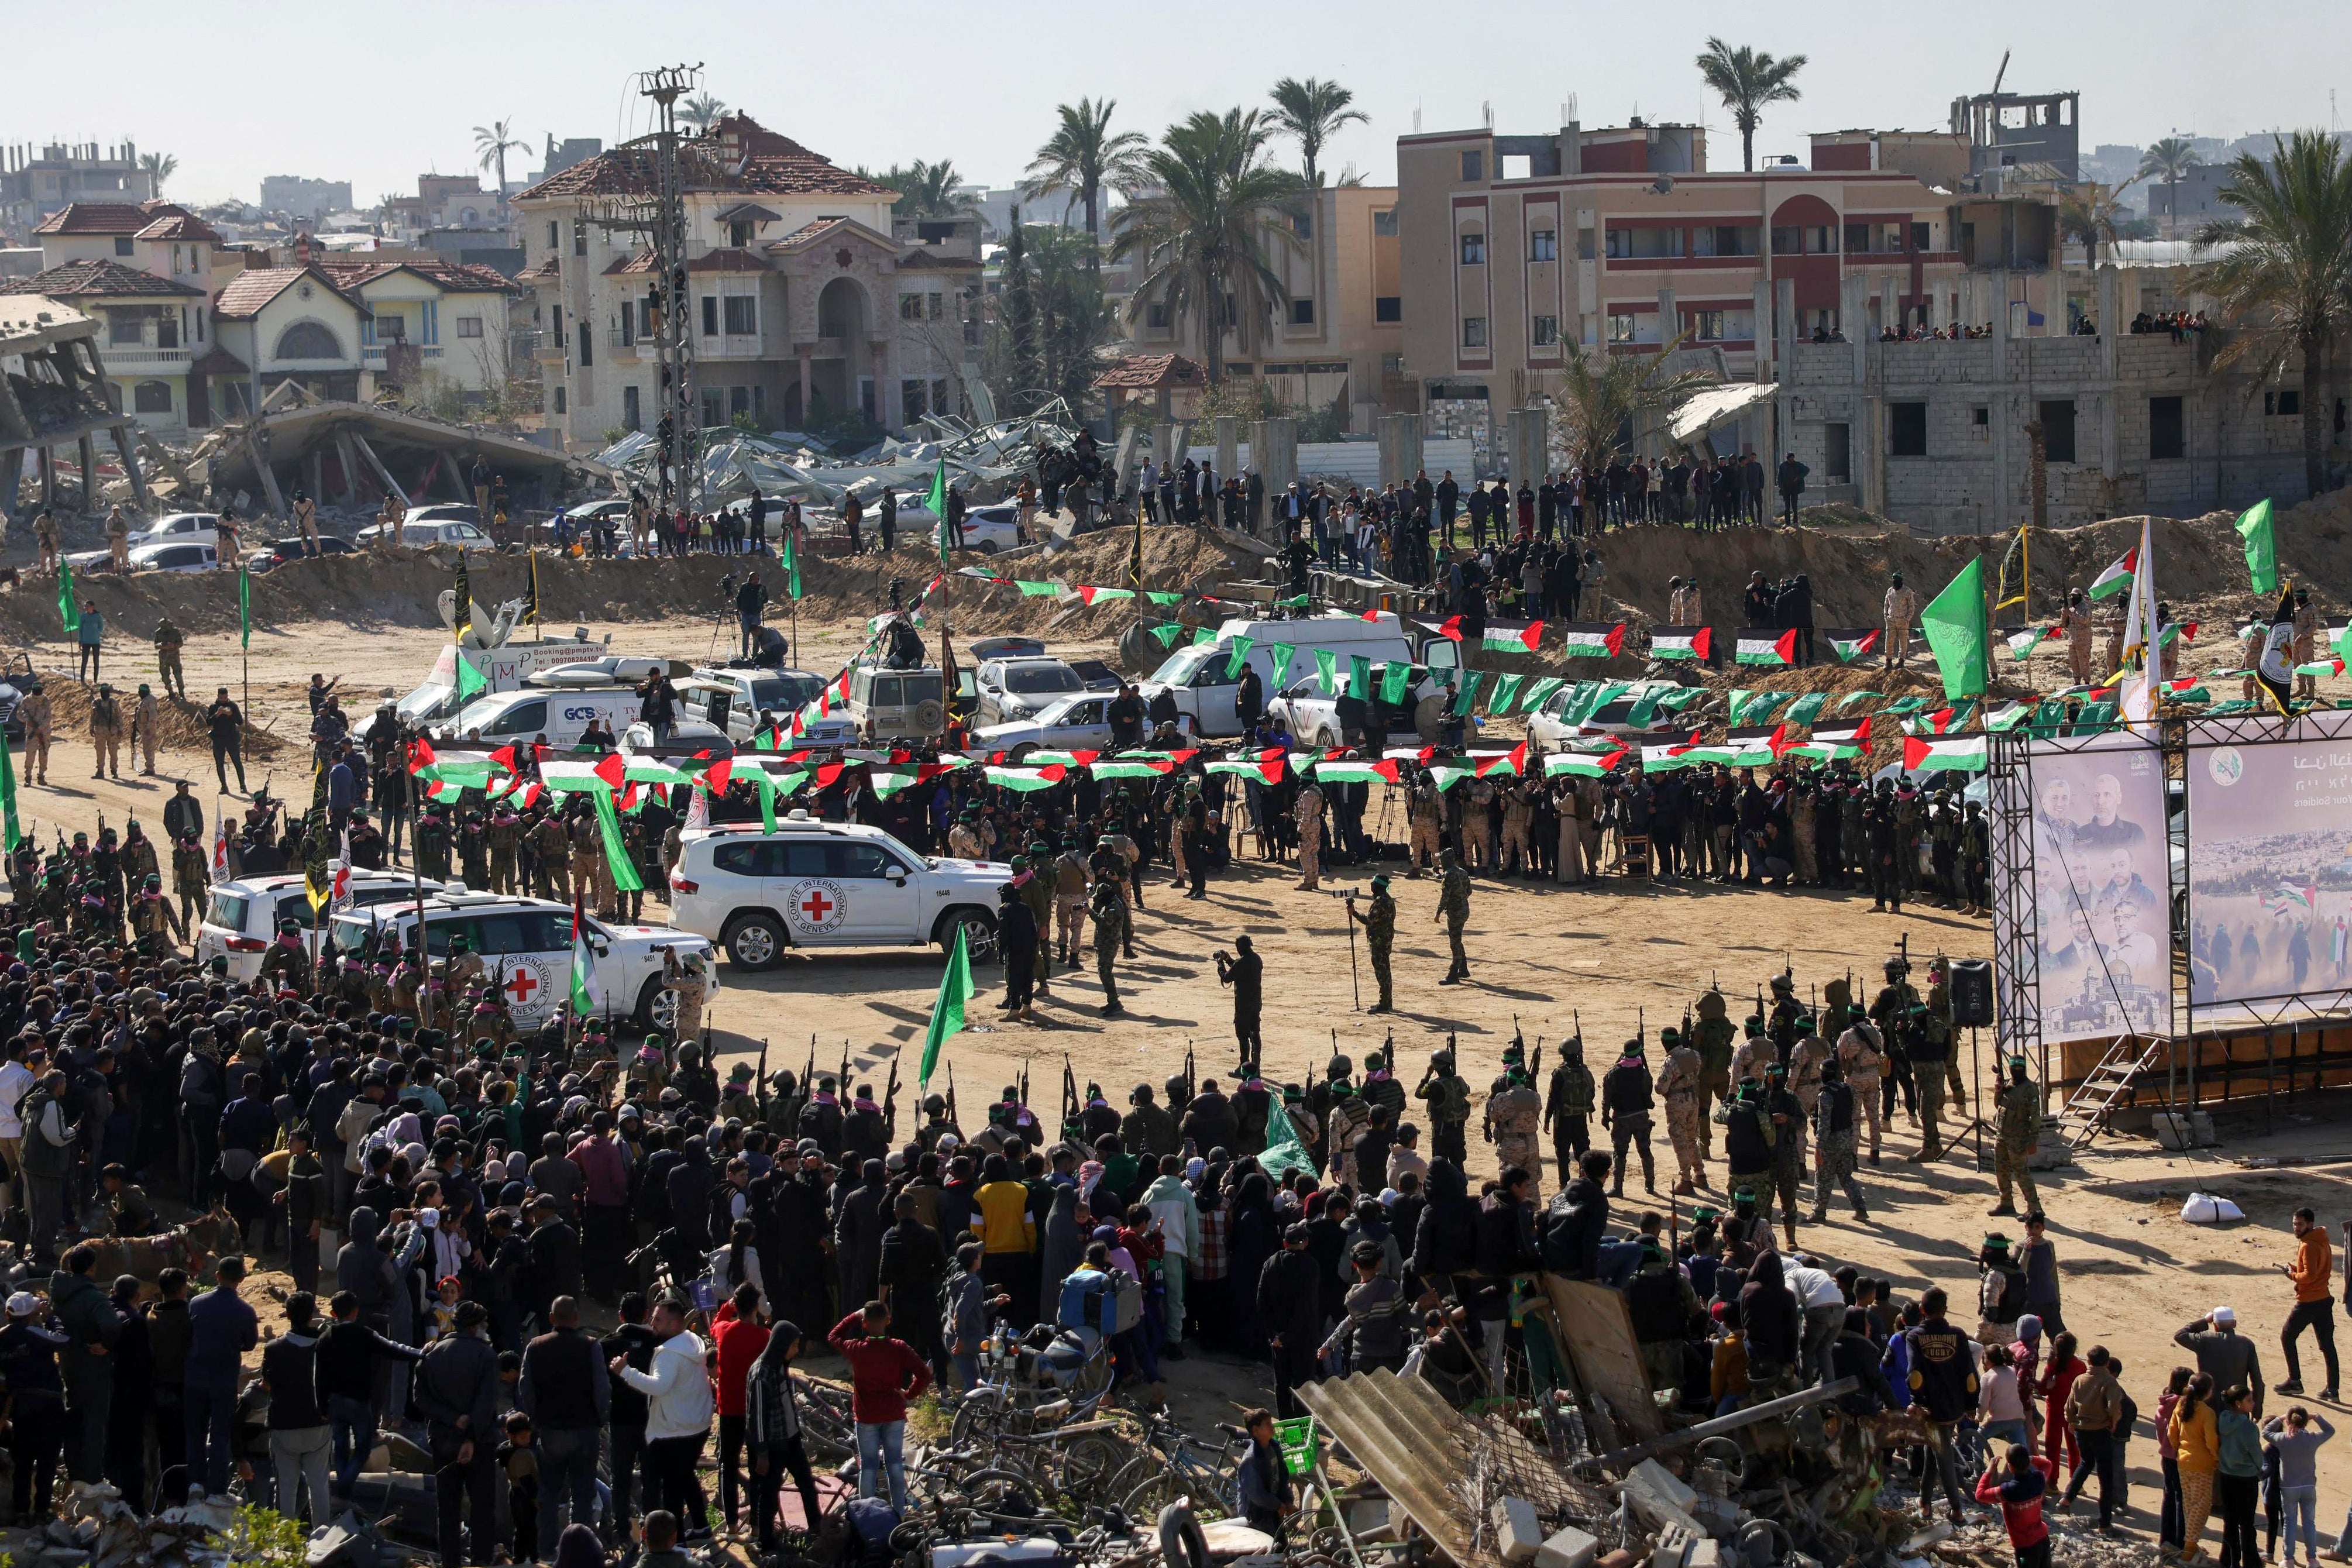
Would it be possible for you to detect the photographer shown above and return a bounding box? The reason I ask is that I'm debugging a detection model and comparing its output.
[733,572,769,660]
[1214,935,1265,1064]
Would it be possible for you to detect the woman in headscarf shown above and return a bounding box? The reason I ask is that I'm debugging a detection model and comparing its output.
[552,1521,608,1568]
[1737,1252,1801,1395]
[1225,1171,1278,1360]
[745,1318,823,1549]
[1039,1180,1084,1304]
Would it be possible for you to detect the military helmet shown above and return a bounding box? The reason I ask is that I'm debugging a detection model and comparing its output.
[1769,974,1794,993]
[1885,954,1911,980]
[922,1094,947,1115]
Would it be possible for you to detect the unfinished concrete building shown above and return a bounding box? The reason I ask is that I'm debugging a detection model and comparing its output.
[1762,265,2316,532]
[0,295,152,518]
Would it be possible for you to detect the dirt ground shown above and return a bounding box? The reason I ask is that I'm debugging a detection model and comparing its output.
[9,545,2352,1545]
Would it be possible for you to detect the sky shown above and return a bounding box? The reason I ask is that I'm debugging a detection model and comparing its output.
[8,0,2348,209]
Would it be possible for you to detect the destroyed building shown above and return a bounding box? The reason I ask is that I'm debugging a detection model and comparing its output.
[0,294,156,515]
[513,112,984,450]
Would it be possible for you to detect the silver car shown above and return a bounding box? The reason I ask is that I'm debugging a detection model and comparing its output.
[972,656,1086,728]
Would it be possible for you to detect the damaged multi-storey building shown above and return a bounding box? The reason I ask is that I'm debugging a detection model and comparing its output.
[1395,88,2327,532]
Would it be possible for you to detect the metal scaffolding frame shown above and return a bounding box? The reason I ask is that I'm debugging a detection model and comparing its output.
[1987,728,2045,1092]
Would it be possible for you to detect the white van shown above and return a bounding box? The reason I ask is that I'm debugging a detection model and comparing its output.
[845,663,948,741]
[1137,611,1457,738]
[353,632,643,745]
[433,684,641,747]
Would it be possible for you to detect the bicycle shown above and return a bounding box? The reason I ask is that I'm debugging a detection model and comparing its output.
[791,1371,857,1460]
[1112,1415,1247,1521]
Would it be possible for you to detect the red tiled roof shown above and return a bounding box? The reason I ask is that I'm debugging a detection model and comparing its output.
[317,258,520,295]
[1094,353,1208,391]
[33,200,194,236]
[0,259,204,300]
[134,212,223,243]
[601,250,658,276]
[515,112,893,202]
[212,265,366,321]
[763,216,899,256]
[686,248,766,274]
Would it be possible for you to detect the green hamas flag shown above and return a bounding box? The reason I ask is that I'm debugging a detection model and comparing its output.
[457,653,488,700]
[1920,555,1989,699]
[1258,1098,1316,1182]
[1349,654,1373,699]
[782,528,803,599]
[1267,642,1298,689]
[0,725,18,854]
[1487,672,1524,712]
[2237,497,2277,596]
[919,923,973,1088]
[238,565,252,650]
[590,789,645,892]
[1224,634,1256,680]
[1315,649,1340,695]
[927,459,951,563]
[1380,662,1412,704]
[1451,669,1487,716]
[56,563,77,635]
[1149,621,1185,648]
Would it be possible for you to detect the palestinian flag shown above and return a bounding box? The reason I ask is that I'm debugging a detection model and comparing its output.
[2090,545,2137,599]
[1649,626,1711,661]
[1810,715,1874,747]
[1784,740,1862,764]
[984,764,1067,792]
[1089,758,1174,779]
[1985,702,2035,733]
[1024,750,1101,768]
[1824,628,1881,663]
[1546,747,1629,777]
[1556,623,1626,659]
[406,737,437,774]
[1206,757,1286,784]
[1735,627,1801,666]
[2006,625,2060,662]
[1725,725,1792,766]
[1483,621,1545,655]
[2295,656,2346,680]
[1070,584,1134,605]
[1012,580,1059,597]
[569,902,597,1016]
[1641,731,1708,772]
[1308,758,1400,785]
[1904,702,1975,737]
[1475,742,1529,778]
[1903,734,1989,772]
[2158,620,2199,647]
[2264,879,2317,921]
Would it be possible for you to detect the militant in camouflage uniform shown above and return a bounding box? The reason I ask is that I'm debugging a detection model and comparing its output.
[1435,847,1472,983]
[1689,989,1737,1158]
[1834,1016,1888,1164]
[1869,955,1924,1125]
[1786,1017,1832,1113]
[1484,1063,1543,1195]
[1089,876,1129,1017]
[1655,1026,1707,1195]
[1543,1040,1594,1185]
[1990,1059,2044,1217]
[1808,1060,1869,1223]
[1350,876,1397,1013]
[1762,1064,1807,1249]
[1416,1046,1473,1167]
[1600,1039,1656,1197]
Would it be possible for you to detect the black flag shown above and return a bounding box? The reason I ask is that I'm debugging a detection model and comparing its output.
[2255,586,2298,716]
[453,555,473,638]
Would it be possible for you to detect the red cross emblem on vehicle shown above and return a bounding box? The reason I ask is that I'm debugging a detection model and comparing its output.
[504,969,538,1003]
[800,889,834,923]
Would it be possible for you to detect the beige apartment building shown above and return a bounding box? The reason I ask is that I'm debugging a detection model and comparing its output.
[1394,121,2036,424]
[1120,183,1406,434]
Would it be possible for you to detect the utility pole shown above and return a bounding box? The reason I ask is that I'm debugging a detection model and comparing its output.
[593,64,708,515]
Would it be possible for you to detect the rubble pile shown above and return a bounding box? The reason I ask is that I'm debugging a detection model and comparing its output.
[593,404,1086,513]
[17,1482,242,1568]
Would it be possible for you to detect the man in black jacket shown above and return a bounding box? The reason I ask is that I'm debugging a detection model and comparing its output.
[1180,1079,1240,1156]
[1542,1151,1613,1278]
[518,1295,611,1552]
[601,1292,666,1543]
[320,1287,424,1494]
[1411,1160,1480,1295]
[415,1300,500,1568]
[878,1194,950,1379]
[259,1292,333,1526]
[1906,1287,1979,1522]
[1257,1224,1324,1418]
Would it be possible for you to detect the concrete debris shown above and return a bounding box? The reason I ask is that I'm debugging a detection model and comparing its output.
[1537,1524,1601,1568]
[1494,1497,1544,1564]
[590,404,1086,508]
[15,1481,243,1568]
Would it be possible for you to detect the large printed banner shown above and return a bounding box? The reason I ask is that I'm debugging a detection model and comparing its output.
[2188,707,2352,1019]
[2027,733,2171,1043]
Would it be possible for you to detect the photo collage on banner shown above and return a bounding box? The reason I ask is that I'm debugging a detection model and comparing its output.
[2029,735,2171,1043]
[2188,709,2352,1020]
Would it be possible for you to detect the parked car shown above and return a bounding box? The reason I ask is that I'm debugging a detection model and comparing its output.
[966,636,1046,662]
[1525,680,1696,749]
[938,502,1024,554]
[246,535,357,572]
[969,692,1122,759]
[125,541,219,573]
[668,815,1009,969]
[129,512,222,550]
[680,666,857,747]
[198,870,446,981]
[1267,665,1446,750]
[353,515,496,550]
[973,656,1088,728]
[844,663,948,741]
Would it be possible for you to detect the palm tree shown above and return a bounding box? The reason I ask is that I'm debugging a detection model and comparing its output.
[138,152,177,195]
[875,160,976,221]
[1554,338,1713,483]
[1694,37,1808,173]
[679,92,726,134]
[1267,77,1368,188]
[2187,130,2352,497]
[2134,136,2203,236]
[473,118,525,199]
[2059,184,2126,269]
[1023,98,1147,263]
[1110,109,1306,383]
[986,220,1116,416]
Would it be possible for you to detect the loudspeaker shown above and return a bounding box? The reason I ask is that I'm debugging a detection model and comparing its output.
[1950,958,1995,1026]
